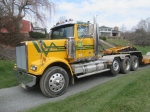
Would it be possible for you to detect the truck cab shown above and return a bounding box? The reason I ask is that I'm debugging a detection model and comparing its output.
[50,21,95,62]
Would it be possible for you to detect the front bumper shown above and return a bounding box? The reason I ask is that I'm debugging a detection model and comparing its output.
[13,69,37,87]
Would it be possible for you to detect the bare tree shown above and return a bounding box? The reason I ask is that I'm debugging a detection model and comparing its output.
[0,0,55,33]
[0,4,5,29]
[0,4,4,17]
[136,18,150,32]
[120,24,127,38]
[131,17,150,46]
[120,24,126,33]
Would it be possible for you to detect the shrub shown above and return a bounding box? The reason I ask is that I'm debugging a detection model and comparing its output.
[0,33,26,46]
[29,31,46,39]
[99,36,106,41]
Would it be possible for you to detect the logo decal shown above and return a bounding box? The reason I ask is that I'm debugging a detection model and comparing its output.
[32,41,65,56]
[77,41,83,47]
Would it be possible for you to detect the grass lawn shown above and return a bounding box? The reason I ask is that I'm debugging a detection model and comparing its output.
[106,38,150,55]
[25,67,150,112]
[0,59,18,89]
[135,45,150,55]
[107,38,132,47]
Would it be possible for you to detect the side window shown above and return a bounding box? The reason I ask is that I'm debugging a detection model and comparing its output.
[78,27,84,38]
[78,25,91,38]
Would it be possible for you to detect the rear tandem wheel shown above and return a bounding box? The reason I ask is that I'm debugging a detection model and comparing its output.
[130,55,139,71]
[110,58,121,76]
[120,57,131,74]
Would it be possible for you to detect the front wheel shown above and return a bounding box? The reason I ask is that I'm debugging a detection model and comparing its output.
[110,58,120,76]
[120,57,131,74]
[40,66,69,97]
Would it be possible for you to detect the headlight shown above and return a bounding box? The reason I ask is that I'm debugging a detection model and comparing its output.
[30,65,37,71]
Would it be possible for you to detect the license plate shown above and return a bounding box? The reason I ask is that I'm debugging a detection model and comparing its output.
[21,83,26,89]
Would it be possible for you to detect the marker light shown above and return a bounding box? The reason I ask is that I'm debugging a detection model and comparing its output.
[56,19,74,26]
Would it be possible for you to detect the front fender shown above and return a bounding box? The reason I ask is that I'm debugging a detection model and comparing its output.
[29,57,73,76]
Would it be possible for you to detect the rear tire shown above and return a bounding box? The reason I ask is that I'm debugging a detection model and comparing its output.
[120,57,131,74]
[131,55,139,71]
[40,66,69,97]
[110,58,120,76]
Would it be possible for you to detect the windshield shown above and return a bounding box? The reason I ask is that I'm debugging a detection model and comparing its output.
[51,25,74,39]
[78,25,92,38]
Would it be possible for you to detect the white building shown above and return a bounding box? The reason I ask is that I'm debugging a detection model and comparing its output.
[32,22,46,34]
[99,26,121,37]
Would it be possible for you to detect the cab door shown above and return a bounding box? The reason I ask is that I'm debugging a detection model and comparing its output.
[75,24,94,60]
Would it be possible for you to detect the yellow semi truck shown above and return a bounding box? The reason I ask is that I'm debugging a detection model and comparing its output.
[13,15,143,97]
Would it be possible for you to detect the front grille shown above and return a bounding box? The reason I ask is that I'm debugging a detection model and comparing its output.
[16,43,27,71]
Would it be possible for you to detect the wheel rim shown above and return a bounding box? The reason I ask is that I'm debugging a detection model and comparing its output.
[125,60,130,70]
[49,73,65,92]
[133,58,138,68]
[113,60,119,71]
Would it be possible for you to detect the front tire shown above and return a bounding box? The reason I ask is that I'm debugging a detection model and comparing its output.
[40,66,69,97]
[120,57,131,74]
[110,58,120,76]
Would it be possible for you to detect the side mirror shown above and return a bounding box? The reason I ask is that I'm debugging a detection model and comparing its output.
[88,24,93,36]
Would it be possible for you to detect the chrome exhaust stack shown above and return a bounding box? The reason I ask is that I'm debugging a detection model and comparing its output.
[93,14,99,56]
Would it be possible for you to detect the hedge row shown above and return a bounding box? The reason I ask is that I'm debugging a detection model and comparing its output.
[0,33,26,46]
[29,31,46,39]
[99,36,106,41]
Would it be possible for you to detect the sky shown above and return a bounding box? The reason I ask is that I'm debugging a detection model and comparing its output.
[33,0,150,31]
